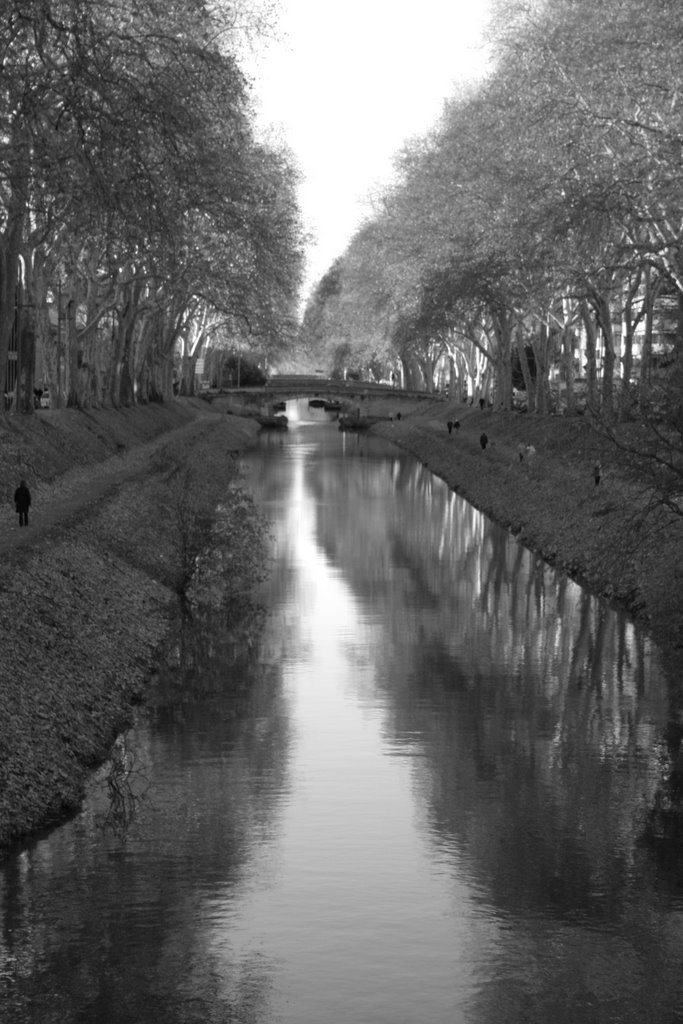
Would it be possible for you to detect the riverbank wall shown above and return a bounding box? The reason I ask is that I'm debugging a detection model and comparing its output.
[0,400,260,853]
[374,404,683,660]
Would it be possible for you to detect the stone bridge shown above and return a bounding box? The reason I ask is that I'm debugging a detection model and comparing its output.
[217,375,437,408]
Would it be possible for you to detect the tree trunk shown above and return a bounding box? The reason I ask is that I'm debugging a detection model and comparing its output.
[109,305,132,407]
[620,270,644,421]
[561,326,577,415]
[65,289,81,408]
[109,275,143,407]
[594,292,616,416]
[119,319,137,406]
[0,246,13,411]
[638,273,657,411]
[492,308,513,410]
[16,254,35,414]
[0,230,23,414]
[417,346,439,392]
[532,320,557,415]
[515,325,534,410]
[580,299,599,410]
[402,356,421,390]
[0,123,29,414]
[16,319,35,414]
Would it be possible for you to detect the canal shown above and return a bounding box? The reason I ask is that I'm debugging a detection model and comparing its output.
[2,411,683,1023]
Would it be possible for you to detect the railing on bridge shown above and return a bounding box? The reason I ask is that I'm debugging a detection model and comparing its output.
[262,375,435,399]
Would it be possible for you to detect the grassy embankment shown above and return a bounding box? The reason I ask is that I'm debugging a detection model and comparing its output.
[0,399,259,852]
[373,400,683,658]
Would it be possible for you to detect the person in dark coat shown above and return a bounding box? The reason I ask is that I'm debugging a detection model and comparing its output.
[480,432,488,450]
[447,420,453,434]
[593,460,602,486]
[14,479,31,526]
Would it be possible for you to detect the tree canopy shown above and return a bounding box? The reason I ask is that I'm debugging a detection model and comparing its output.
[1,0,305,411]
[301,0,683,422]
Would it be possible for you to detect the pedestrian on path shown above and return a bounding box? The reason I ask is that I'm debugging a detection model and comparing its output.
[14,479,31,527]
[593,460,602,486]
[480,432,488,450]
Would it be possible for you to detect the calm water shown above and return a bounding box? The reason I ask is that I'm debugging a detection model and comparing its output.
[2,410,683,1024]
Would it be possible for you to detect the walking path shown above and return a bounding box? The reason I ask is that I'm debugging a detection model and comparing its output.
[0,410,256,561]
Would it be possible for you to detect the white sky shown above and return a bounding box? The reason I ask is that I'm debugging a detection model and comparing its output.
[247,1,492,304]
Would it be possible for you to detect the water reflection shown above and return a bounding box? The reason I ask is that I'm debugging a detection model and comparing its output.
[0,600,290,1023]
[2,421,683,1023]
[243,423,683,1022]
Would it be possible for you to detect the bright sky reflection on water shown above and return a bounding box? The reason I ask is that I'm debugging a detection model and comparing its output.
[208,427,491,1023]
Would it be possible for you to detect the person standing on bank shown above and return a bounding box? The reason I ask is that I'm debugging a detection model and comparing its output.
[14,479,31,527]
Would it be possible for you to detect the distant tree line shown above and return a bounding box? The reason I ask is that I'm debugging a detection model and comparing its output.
[1,0,304,413]
[299,0,683,427]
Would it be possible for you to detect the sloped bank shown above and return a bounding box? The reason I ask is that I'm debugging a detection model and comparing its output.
[0,537,172,850]
[1,397,210,499]
[0,402,260,854]
[374,408,683,658]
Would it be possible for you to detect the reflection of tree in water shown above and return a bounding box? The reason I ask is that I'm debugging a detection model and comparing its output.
[154,598,268,706]
[0,585,289,1024]
[303,437,683,872]
[98,594,268,840]
[117,948,275,1024]
[299,439,679,888]
[643,720,683,846]
[98,732,150,838]
[325,451,674,927]
[430,600,660,898]
[383,604,683,1022]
